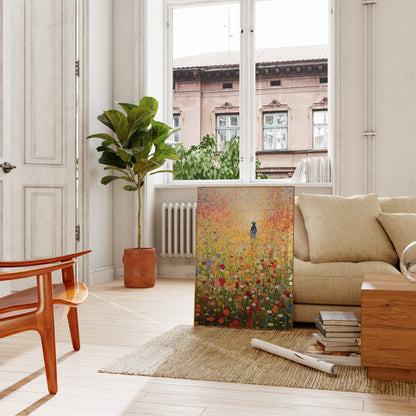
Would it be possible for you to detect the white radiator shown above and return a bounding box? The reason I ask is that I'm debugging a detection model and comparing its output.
[160,202,197,258]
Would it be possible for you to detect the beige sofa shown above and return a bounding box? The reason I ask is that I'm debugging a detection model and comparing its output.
[293,193,416,322]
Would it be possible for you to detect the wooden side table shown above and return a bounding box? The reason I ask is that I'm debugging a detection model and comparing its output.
[361,274,416,382]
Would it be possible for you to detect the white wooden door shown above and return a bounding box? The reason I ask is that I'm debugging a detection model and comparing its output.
[1,0,77,290]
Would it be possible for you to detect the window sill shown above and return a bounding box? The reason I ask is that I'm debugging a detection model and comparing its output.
[155,181,333,190]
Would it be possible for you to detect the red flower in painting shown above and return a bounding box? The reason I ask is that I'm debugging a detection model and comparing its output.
[201,296,207,303]
[219,277,226,286]
[220,264,226,270]
[223,308,230,316]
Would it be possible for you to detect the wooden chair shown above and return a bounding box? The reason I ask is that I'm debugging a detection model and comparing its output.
[0,250,91,394]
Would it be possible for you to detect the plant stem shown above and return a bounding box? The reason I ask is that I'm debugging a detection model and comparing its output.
[137,184,141,249]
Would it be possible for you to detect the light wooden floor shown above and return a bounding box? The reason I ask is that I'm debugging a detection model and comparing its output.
[1,278,415,416]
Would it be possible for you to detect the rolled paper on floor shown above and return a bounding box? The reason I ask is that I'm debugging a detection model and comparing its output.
[251,338,338,376]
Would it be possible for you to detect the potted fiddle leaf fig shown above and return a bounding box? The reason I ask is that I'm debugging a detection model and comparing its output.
[87,96,179,288]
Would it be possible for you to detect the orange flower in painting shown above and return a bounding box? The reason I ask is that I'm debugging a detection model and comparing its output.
[223,309,230,316]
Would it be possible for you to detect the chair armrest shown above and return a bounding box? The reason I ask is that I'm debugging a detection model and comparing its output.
[0,260,76,281]
[0,250,91,268]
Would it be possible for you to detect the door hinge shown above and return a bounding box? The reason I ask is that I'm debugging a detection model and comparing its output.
[75,224,81,241]
[75,60,80,77]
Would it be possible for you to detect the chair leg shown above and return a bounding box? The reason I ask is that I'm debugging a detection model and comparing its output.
[37,273,58,394]
[39,328,58,394]
[67,307,81,351]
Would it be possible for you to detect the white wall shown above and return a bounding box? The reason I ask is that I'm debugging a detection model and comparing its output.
[112,0,140,277]
[334,0,416,196]
[87,0,115,284]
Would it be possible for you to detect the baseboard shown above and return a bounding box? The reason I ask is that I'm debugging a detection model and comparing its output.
[157,258,195,279]
[87,266,115,286]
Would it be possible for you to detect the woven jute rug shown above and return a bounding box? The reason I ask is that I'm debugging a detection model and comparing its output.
[99,325,416,396]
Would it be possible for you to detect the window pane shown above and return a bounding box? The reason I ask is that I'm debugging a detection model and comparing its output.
[313,125,328,149]
[276,112,287,127]
[218,116,227,127]
[313,110,325,124]
[276,128,287,150]
[171,3,240,180]
[230,115,238,127]
[264,114,274,126]
[263,130,274,150]
[255,0,329,179]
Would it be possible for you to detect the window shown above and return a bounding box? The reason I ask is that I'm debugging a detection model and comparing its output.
[167,0,329,182]
[216,114,239,151]
[172,114,181,143]
[263,112,288,150]
[313,109,328,150]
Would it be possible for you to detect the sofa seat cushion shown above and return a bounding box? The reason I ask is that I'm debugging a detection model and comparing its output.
[377,213,416,258]
[298,193,398,265]
[293,257,401,305]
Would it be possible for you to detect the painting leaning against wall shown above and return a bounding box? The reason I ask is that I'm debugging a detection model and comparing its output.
[194,186,294,330]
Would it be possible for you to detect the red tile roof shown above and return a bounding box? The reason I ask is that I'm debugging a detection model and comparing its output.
[173,44,328,69]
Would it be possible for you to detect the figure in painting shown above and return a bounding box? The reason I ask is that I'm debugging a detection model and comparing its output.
[250,221,257,240]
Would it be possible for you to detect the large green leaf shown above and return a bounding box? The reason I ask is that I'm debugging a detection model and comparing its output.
[103,166,129,176]
[127,107,154,138]
[150,121,170,144]
[103,110,129,143]
[123,185,138,191]
[125,128,148,149]
[118,102,137,115]
[116,148,133,163]
[87,133,117,144]
[96,145,114,153]
[97,113,115,132]
[139,96,158,114]
[101,175,122,185]
[98,151,127,169]
[152,142,178,162]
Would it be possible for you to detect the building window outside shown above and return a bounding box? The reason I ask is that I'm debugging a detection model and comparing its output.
[172,114,181,144]
[263,112,288,151]
[313,109,328,149]
[216,114,239,151]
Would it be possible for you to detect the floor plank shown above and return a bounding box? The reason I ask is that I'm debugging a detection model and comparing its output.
[0,278,415,415]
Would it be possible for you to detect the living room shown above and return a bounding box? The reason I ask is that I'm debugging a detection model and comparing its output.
[1,0,416,414]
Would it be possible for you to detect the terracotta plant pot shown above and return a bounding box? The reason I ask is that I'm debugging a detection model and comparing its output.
[123,248,156,288]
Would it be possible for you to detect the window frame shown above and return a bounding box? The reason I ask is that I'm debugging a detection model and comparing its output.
[216,113,240,151]
[312,109,328,150]
[164,0,332,186]
[172,113,181,144]
[263,111,288,151]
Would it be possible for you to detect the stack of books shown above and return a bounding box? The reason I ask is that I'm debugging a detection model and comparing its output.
[305,311,361,366]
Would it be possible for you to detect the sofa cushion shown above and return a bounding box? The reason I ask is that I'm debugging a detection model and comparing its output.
[377,213,416,258]
[293,257,401,305]
[380,195,416,213]
[294,200,310,261]
[298,193,398,264]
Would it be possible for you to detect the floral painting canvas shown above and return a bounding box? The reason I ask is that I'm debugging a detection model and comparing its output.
[194,186,294,330]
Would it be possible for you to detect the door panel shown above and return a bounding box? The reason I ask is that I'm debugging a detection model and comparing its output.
[2,0,77,291]
[24,187,64,259]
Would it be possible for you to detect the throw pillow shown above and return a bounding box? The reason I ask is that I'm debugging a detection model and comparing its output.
[377,213,416,258]
[294,200,310,261]
[379,195,416,213]
[298,193,398,264]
